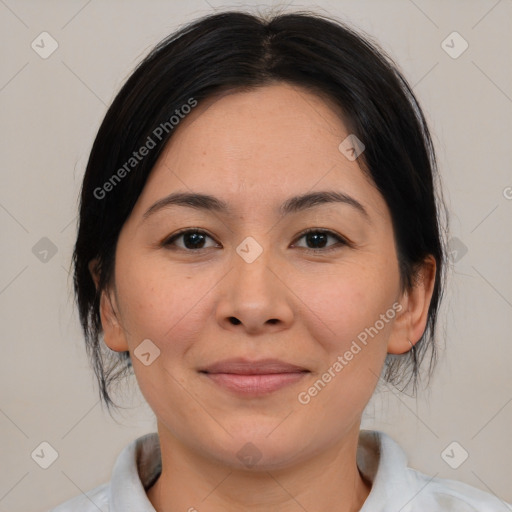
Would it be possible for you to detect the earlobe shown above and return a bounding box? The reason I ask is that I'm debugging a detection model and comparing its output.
[99,288,130,352]
[387,256,436,354]
[88,258,129,353]
[88,258,100,290]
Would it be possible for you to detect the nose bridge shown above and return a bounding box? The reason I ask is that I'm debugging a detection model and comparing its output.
[231,235,277,296]
[215,236,294,331]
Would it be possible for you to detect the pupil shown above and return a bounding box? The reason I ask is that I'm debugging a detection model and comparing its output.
[307,232,327,248]
[182,232,328,250]
[185,232,205,249]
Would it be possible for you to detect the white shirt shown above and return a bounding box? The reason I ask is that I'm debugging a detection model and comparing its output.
[48,430,511,511]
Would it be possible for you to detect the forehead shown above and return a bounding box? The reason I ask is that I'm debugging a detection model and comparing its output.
[132,83,385,219]
[162,83,346,176]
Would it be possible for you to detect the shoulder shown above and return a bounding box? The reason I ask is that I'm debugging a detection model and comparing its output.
[407,467,511,511]
[46,432,161,512]
[47,482,110,512]
[358,430,511,511]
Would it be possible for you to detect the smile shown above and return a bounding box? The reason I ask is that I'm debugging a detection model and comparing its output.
[200,371,309,396]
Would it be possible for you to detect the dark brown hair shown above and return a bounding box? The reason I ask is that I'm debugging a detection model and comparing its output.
[72,9,447,412]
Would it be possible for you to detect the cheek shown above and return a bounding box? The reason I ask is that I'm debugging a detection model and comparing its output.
[295,259,399,352]
[301,260,399,410]
[114,255,217,349]
[296,270,396,422]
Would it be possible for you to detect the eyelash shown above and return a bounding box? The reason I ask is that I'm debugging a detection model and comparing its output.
[162,227,350,254]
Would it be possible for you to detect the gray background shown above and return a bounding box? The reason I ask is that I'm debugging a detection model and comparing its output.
[1,1,511,511]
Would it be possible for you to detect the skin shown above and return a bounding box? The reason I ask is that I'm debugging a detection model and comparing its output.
[90,83,436,512]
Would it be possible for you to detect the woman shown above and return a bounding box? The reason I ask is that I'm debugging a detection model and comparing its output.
[50,9,509,511]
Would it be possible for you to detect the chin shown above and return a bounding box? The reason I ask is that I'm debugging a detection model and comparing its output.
[204,428,308,472]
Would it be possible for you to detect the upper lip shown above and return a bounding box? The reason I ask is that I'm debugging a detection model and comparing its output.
[199,358,309,375]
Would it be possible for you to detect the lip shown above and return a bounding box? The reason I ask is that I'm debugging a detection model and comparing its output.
[199,358,310,396]
[199,357,309,375]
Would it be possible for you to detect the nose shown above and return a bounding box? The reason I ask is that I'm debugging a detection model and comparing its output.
[215,247,295,335]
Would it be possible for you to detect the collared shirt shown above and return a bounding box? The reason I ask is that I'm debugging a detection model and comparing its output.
[48,430,510,511]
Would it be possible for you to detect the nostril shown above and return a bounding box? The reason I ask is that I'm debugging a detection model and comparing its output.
[229,317,241,325]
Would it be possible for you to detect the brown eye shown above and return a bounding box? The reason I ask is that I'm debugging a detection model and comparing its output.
[293,229,349,252]
[163,229,219,251]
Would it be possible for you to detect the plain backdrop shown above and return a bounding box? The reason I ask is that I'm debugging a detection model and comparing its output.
[1,1,511,511]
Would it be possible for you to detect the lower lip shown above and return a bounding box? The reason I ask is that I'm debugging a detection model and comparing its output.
[202,372,308,395]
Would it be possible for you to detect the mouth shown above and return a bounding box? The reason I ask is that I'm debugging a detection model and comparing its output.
[198,358,310,396]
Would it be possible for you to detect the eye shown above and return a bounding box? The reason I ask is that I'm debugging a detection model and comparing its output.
[162,229,220,251]
[292,229,349,253]
[162,228,350,253]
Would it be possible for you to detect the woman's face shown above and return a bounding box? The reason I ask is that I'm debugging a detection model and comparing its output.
[100,83,422,469]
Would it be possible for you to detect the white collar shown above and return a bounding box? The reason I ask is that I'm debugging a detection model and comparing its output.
[106,429,413,511]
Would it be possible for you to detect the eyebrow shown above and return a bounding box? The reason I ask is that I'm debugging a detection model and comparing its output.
[142,190,370,221]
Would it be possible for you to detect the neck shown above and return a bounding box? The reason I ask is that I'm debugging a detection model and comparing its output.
[147,422,371,512]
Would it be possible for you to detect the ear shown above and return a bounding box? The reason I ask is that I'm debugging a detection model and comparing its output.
[387,255,436,354]
[88,258,129,353]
